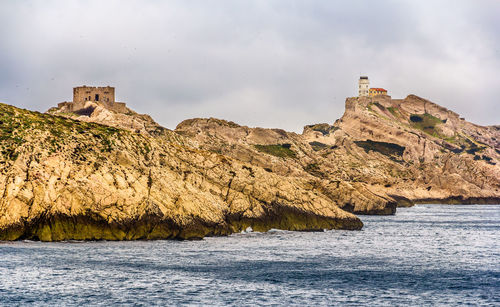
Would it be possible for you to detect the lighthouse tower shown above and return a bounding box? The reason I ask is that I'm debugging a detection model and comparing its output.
[358,76,369,97]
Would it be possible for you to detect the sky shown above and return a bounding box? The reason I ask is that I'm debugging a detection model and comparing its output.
[0,0,499,132]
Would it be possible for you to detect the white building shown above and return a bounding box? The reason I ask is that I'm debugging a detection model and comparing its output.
[358,76,369,97]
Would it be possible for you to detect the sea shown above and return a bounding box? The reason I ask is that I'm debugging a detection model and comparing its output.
[0,204,499,306]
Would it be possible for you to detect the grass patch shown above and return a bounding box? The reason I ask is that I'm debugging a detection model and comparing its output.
[304,124,338,136]
[462,137,486,155]
[304,163,324,178]
[253,144,296,159]
[409,113,445,137]
[0,102,126,161]
[309,141,329,151]
[387,107,400,118]
[354,140,405,161]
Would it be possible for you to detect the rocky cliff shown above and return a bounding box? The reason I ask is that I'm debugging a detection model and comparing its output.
[0,103,361,241]
[175,118,398,215]
[1,93,498,241]
[176,95,500,209]
[317,95,500,204]
[47,100,166,137]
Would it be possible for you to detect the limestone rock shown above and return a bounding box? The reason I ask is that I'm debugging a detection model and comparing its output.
[0,103,361,241]
[48,101,167,137]
[330,95,500,203]
[2,92,498,242]
[176,95,500,209]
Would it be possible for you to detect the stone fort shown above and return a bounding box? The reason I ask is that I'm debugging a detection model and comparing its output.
[58,86,127,114]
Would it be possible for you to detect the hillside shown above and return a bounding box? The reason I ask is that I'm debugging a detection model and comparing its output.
[1,93,498,241]
[0,103,362,241]
[322,95,500,203]
[176,95,500,208]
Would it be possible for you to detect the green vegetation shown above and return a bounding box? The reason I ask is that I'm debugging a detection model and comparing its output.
[437,132,489,156]
[366,102,392,121]
[304,163,324,178]
[55,111,79,117]
[0,105,27,161]
[409,113,445,137]
[253,144,296,159]
[305,123,338,136]
[387,107,400,118]
[0,102,125,163]
[354,140,405,161]
[309,141,328,151]
[459,136,487,156]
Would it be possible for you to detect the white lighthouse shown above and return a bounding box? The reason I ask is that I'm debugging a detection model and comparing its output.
[358,76,369,97]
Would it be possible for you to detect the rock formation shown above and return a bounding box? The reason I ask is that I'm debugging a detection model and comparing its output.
[176,95,500,208]
[48,101,166,137]
[318,95,500,204]
[0,93,498,241]
[0,103,361,241]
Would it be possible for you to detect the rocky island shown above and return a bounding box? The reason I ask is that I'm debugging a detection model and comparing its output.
[0,83,498,241]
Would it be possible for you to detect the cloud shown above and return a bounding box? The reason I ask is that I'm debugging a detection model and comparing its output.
[0,0,499,132]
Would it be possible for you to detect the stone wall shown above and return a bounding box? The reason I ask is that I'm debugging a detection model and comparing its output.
[57,101,88,112]
[74,86,115,104]
[56,86,129,114]
[102,101,128,113]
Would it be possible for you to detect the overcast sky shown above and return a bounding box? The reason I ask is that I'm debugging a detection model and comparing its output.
[1,0,499,132]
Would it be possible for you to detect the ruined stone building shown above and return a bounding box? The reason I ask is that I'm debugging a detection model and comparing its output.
[58,86,127,114]
[74,86,115,104]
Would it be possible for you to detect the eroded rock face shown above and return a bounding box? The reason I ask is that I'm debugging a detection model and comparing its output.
[328,95,500,203]
[175,118,399,215]
[47,101,167,137]
[2,93,497,241]
[176,95,500,209]
[0,103,361,241]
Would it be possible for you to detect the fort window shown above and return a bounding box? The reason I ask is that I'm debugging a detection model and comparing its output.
[95,94,99,101]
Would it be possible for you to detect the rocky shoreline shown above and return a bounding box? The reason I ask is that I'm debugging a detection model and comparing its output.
[0,205,363,242]
[1,93,499,241]
[413,197,500,205]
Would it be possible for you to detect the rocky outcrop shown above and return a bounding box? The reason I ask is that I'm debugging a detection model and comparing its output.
[326,95,500,204]
[176,95,500,209]
[0,103,361,241]
[176,118,397,215]
[1,92,498,241]
[47,101,167,137]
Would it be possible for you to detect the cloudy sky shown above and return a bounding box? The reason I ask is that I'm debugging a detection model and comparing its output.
[1,0,499,132]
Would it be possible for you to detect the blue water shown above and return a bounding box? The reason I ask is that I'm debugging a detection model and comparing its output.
[0,205,499,306]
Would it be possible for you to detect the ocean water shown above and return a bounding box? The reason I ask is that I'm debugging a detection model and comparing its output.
[0,205,499,306]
